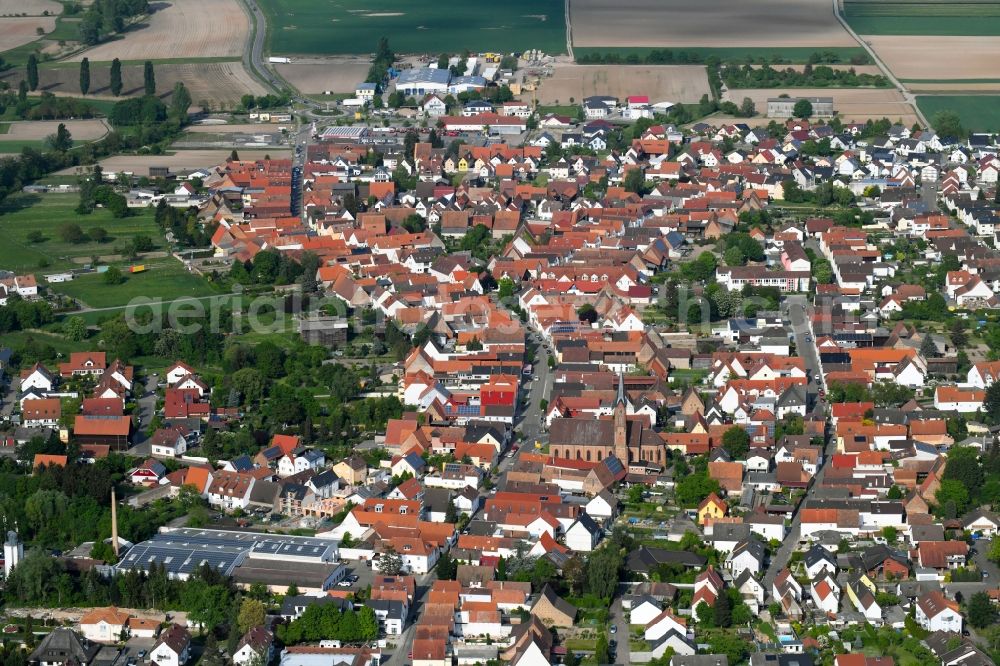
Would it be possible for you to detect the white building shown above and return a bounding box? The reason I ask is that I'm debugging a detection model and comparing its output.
[564,515,601,552]
[916,591,963,633]
[150,625,191,666]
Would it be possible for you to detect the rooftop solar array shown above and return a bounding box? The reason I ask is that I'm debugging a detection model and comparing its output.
[117,527,338,577]
[117,542,244,577]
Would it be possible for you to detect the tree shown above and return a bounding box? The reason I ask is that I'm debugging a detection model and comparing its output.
[740,97,756,118]
[577,303,598,324]
[444,498,458,524]
[714,590,733,627]
[932,110,965,139]
[231,367,265,405]
[143,60,156,96]
[935,478,970,516]
[110,58,122,96]
[792,98,813,119]
[377,547,403,575]
[18,79,29,104]
[103,266,125,285]
[943,446,983,491]
[47,123,73,152]
[951,319,968,348]
[985,382,1000,423]
[65,316,88,341]
[967,591,996,629]
[675,473,720,507]
[722,426,750,459]
[436,551,457,580]
[27,54,39,91]
[58,223,85,243]
[237,598,266,635]
[286,583,299,597]
[887,485,903,500]
[731,601,752,626]
[171,82,192,120]
[89,226,108,243]
[585,547,622,600]
[79,58,90,95]
[623,167,647,194]
[919,333,939,359]
[594,633,609,665]
[881,526,898,543]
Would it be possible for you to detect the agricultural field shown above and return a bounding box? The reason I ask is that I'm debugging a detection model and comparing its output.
[0,16,56,52]
[51,259,219,309]
[55,149,285,177]
[4,119,108,141]
[729,87,918,124]
[0,61,265,108]
[68,0,249,61]
[864,36,1000,81]
[260,0,566,56]
[572,46,870,64]
[0,0,61,15]
[274,59,371,94]
[535,64,710,105]
[570,0,856,48]
[843,0,1000,35]
[916,95,1000,131]
[0,192,162,273]
[0,119,108,155]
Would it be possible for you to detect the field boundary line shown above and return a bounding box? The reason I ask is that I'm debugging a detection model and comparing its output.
[565,0,574,60]
[831,0,929,126]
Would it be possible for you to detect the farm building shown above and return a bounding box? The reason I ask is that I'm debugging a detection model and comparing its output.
[395,68,451,96]
[767,96,834,119]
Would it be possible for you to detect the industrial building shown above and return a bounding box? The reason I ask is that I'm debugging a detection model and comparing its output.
[766,96,834,119]
[116,528,342,593]
[395,68,451,96]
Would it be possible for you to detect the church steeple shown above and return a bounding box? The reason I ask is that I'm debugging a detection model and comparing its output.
[614,371,628,463]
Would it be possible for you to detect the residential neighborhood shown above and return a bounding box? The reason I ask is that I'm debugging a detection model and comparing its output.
[4,35,1000,666]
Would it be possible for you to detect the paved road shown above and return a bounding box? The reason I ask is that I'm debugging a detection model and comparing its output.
[497,329,552,485]
[384,571,433,666]
[762,298,832,595]
[609,596,630,666]
[128,374,160,455]
[830,0,930,128]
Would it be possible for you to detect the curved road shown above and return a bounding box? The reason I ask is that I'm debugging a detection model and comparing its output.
[240,0,329,112]
[830,0,930,128]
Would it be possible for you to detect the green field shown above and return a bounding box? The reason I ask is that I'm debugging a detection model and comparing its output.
[51,260,220,309]
[844,1,1000,34]
[0,140,48,153]
[260,0,566,55]
[0,192,162,272]
[916,95,1000,132]
[572,46,871,64]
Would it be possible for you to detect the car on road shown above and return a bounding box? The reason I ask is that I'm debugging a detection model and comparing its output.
[610,625,617,634]
[137,651,146,660]
[805,334,812,342]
